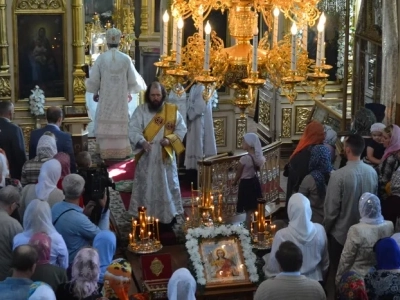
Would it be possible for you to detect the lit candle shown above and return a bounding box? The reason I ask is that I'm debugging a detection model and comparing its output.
[148,232,152,240]
[316,21,324,67]
[198,5,204,39]
[273,7,280,47]
[290,22,297,71]
[320,12,326,60]
[140,229,144,240]
[254,211,258,222]
[203,21,211,71]
[138,207,148,239]
[252,26,259,72]
[172,9,178,50]
[156,219,160,241]
[162,11,169,56]
[129,233,132,244]
[218,216,222,223]
[186,217,189,222]
[176,17,184,64]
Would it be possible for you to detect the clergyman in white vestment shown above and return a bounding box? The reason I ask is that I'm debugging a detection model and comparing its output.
[128,82,187,224]
[184,83,217,170]
[85,27,146,159]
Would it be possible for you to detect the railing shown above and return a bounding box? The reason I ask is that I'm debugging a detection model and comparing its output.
[195,141,282,219]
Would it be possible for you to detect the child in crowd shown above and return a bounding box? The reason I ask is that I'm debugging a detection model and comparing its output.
[364,123,386,167]
[76,151,92,169]
[233,133,265,230]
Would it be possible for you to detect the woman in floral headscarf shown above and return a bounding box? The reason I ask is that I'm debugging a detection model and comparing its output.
[336,193,393,285]
[337,271,368,300]
[56,247,102,300]
[378,124,400,199]
[21,133,57,186]
[299,145,333,224]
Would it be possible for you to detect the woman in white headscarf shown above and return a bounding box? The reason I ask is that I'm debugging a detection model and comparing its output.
[20,159,64,219]
[263,193,329,282]
[233,133,265,229]
[21,133,58,186]
[167,268,196,300]
[336,192,393,285]
[13,199,69,269]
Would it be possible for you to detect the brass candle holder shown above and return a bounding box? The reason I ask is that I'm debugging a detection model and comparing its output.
[195,70,217,102]
[128,206,163,254]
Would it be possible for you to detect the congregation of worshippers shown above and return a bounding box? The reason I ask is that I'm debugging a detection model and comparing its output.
[1,98,400,299]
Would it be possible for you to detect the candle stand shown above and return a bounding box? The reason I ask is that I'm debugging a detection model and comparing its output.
[128,207,163,254]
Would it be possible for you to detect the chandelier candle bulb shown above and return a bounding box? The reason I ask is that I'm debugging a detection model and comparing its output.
[290,22,297,71]
[316,21,324,67]
[273,7,280,47]
[198,5,204,39]
[176,17,184,64]
[162,11,169,56]
[172,9,178,50]
[204,21,211,71]
[252,27,258,72]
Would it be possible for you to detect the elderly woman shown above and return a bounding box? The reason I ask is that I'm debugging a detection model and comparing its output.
[13,199,69,269]
[21,133,57,186]
[263,193,329,282]
[299,145,333,224]
[364,237,400,299]
[167,268,196,300]
[56,247,102,300]
[378,124,400,199]
[285,121,325,205]
[29,232,67,291]
[20,159,64,218]
[336,193,393,285]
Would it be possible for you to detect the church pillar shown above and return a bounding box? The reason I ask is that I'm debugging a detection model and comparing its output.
[71,0,87,104]
[0,0,11,100]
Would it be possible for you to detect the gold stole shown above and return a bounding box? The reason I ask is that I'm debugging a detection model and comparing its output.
[136,103,185,163]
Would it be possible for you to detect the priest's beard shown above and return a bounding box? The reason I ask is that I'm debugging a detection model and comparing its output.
[147,99,165,112]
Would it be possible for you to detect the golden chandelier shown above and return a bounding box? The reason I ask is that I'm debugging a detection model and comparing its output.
[156,0,330,114]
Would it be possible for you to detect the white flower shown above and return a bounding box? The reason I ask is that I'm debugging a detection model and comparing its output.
[29,85,45,117]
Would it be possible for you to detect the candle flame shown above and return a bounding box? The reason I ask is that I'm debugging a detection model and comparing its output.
[320,12,326,25]
[291,23,297,35]
[177,17,184,29]
[163,10,169,23]
[205,21,211,35]
[273,7,280,17]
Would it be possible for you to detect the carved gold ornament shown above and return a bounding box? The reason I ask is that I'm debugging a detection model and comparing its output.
[259,100,270,129]
[0,77,11,98]
[73,74,86,97]
[213,118,226,147]
[16,0,63,10]
[295,106,313,134]
[281,108,292,138]
[150,257,164,277]
[236,118,247,149]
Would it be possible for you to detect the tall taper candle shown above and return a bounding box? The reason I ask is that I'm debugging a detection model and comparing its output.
[162,11,169,56]
[176,17,184,64]
[320,13,326,60]
[290,23,297,71]
[204,21,211,71]
[172,9,178,50]
[252,27,259,72]
[316,22,324,67]
[198,5,204,39]
[273,7,280,47]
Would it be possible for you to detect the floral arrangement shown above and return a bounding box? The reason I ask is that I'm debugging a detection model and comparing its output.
[29,85,45,116]
[185,224,259,287]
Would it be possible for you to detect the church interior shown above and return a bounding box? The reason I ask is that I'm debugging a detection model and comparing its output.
[1,0,400,299]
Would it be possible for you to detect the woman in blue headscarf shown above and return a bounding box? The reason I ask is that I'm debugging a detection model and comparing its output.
[298,145,333,224]
[93,231,117,287]
[365,237,400,299]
